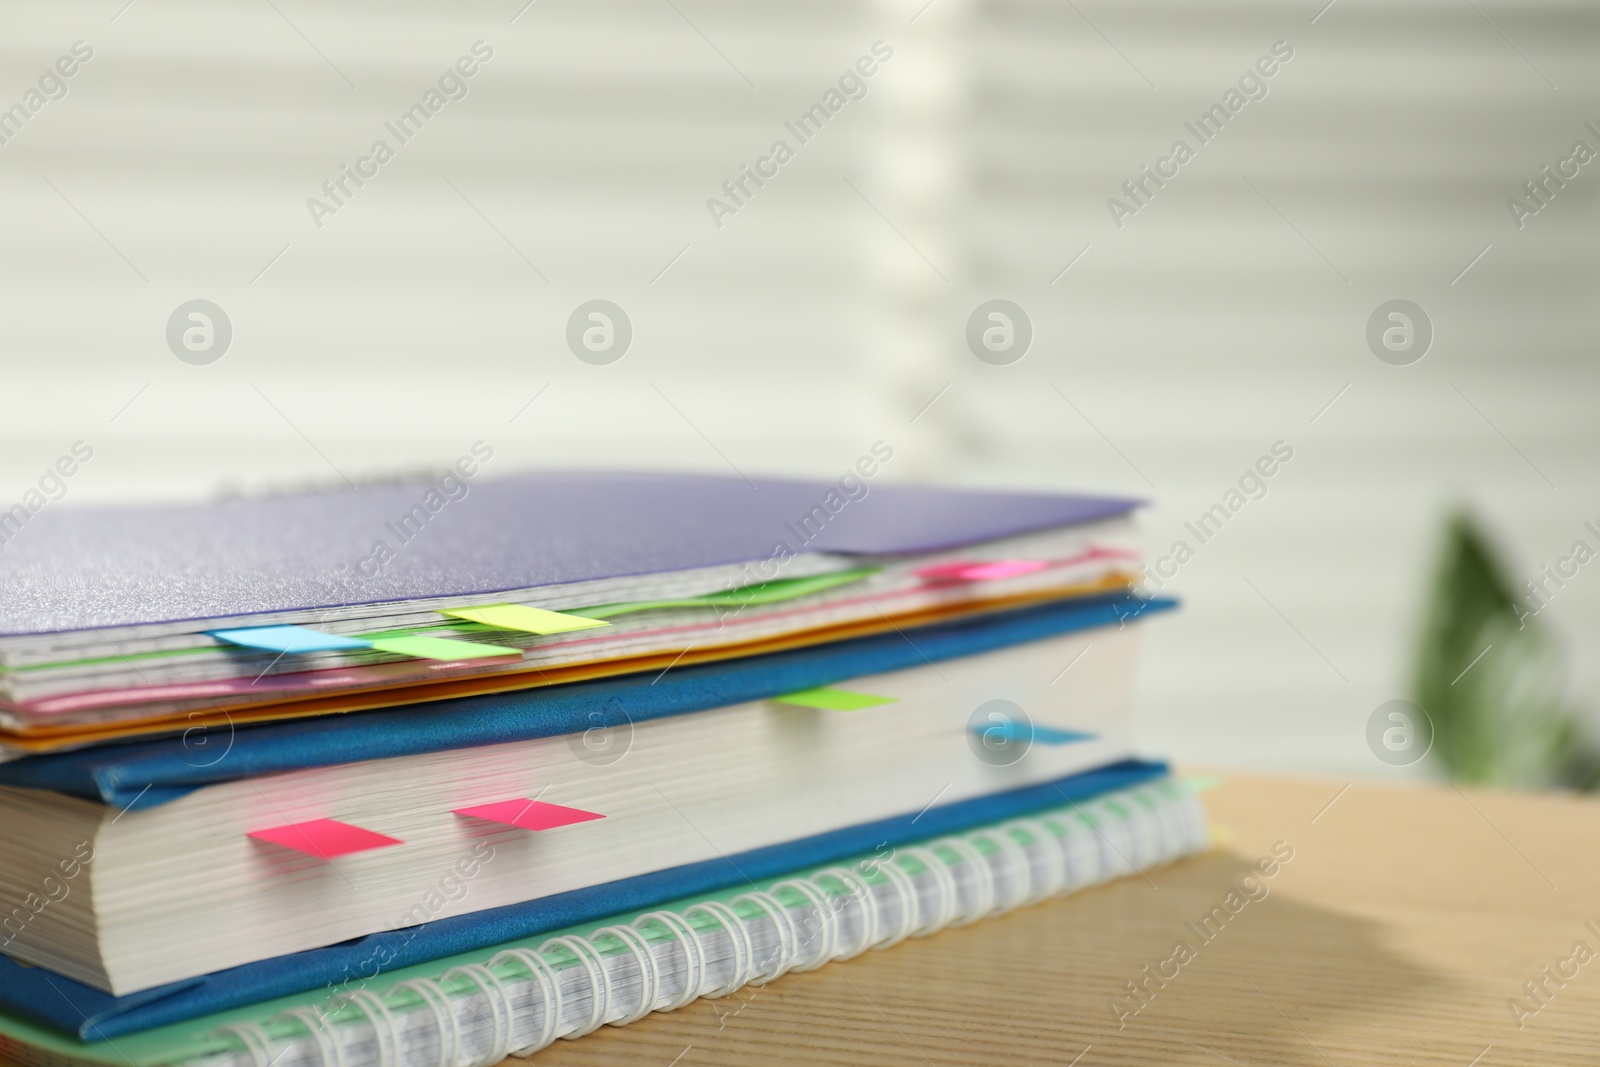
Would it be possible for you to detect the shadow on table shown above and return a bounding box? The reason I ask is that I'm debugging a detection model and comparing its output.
[969,847,1456,1065]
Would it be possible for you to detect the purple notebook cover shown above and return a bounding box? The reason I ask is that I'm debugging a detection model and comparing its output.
[0,470,1139,636]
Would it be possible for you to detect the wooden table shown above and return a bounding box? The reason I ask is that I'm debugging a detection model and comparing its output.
[526,773,1600,1066]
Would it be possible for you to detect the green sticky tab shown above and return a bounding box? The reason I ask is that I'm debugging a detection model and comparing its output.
[771,687,897,711]
[367,635,523,661]
[440,605,611,635]
[579,566,881,619]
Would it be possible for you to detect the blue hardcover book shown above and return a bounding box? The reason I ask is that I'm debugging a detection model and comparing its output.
[1,594,1169,808]
[0,597,1172,1015]
[0,760,1168,1040]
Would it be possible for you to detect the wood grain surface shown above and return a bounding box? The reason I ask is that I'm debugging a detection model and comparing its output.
[520,772,1600,1066]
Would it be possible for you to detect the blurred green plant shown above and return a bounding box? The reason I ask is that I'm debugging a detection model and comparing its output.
[1414,513,1597,790]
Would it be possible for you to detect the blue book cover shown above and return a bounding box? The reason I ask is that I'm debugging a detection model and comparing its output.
[0,759,1167,1040]
[0,594,1172,809]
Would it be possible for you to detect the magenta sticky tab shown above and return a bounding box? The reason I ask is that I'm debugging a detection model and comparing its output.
[915,559,1048,582]
[913,560,978,580]
[248,818,402,859]
[956,559,1048,581]
[454,799,605,831]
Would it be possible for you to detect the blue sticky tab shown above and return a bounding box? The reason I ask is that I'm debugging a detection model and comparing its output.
[1033,724,1097,745]
[208,625,372,654]
[972,721,1097,746]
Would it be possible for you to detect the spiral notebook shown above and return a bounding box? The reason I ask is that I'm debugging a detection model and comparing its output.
[0,779,1207,1067]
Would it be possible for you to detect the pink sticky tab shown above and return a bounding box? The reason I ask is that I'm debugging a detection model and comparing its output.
[454,799,605,832]
[956,560,1049,581]
[913,560,979,580]
[249,818,402,859]
[914,559,1049,583]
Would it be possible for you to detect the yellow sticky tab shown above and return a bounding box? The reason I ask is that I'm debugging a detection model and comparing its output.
[441,605,611,635]
[367,635,523,661]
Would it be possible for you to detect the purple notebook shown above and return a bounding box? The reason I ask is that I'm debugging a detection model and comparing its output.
[0,469,1139,636]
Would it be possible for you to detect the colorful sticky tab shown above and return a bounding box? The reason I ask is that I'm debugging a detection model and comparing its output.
[1032,724,1097,745]
[249,818,401,859]
[209,625,372,654]
[772,687,897,711]
[915,560,1048,582]
[955,560,1049,581]
[913,561,980,580]
[366,635,523,661]
[440,604,610,635]
[454,799,605,831]
[970,721,1096,746]
[212,624,522,662]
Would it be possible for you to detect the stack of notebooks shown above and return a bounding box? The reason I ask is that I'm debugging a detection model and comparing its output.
[0,470,1206,1067]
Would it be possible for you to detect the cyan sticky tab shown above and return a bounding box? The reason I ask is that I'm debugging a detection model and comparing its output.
[440,604,610,635]
[248,818,401,859]
[972,720,1096,746]
[1032,724,1097,745]
[366,635,523,661]
[209,625,372,654]
[454,799,604,831]
[772,688,897,711]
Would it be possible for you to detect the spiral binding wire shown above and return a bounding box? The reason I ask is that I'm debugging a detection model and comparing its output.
[208,781,1206,1067]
